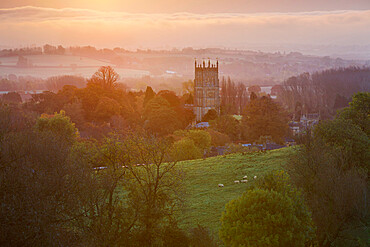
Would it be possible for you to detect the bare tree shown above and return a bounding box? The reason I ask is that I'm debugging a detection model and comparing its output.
[89,66,119,89]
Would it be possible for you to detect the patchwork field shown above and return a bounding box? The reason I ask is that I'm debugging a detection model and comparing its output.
[177,147,294,234]
[0,55,150,79]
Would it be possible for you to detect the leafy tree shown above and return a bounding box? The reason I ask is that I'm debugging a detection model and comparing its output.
[94,96,121,122]
[172,137,202,161]
[248,85,261,94]
[338,92,370,136]
[287,135,368,246]
[242,96,289,143]
[220,171,315,247]
[0,123,91,246]
[143,86,156,106]
[314,118,369,169]
[188,225,218,247]
[35,110,79,144]
[210,115,240,141]
[2,92,22,104]
[206,129,230,146]
[173,129,211,153]
[144,96,180,136]
[158,90,180,108]
[202,109,218,122]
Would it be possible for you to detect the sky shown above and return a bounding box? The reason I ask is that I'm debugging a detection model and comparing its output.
[0,0,369,55]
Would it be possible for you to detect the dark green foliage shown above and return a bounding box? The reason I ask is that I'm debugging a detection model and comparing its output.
[220,171,315,247]
[287,138,368,246]
[314,118,369,169]
[188,225,218,247]
[35,110,79,145]
[287,94,369,246]
[338,92,370,136]
[242,96,289,143]
[162,223,190,247]
[210,115,240,141]
[143,86,156,106]
[2,91,22,104]
[144,96,180,136]
[202,109,218,122]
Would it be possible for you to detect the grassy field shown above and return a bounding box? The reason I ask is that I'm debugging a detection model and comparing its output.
[0,55,150,79]
[177,147,294,234]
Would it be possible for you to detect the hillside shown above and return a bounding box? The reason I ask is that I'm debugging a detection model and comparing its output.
[177,147,294,234]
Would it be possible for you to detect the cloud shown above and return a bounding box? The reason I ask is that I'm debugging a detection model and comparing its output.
[0,6,369,49]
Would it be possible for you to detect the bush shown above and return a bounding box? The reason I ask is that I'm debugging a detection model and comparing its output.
[172,137,202,161]
[188,225,218,247]
[314,118,369,169]
[220,171,315,247]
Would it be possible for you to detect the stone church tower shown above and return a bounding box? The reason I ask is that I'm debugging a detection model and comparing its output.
[194,60,220,122]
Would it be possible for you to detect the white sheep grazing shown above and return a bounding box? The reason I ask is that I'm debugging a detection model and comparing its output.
[234,180,240,184]
[218,184,224,187]
[243,175,248,179]
[241,180,248,183]
[254,176,257,179]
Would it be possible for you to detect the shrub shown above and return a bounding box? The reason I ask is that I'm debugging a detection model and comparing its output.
[220,171,315,247]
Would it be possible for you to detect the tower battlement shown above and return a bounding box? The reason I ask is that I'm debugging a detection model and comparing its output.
[194,60,220,122]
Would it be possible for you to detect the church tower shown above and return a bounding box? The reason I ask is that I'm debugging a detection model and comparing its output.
[194,60,220,122]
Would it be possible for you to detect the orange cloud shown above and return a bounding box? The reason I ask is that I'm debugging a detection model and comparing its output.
[0,6,369,49]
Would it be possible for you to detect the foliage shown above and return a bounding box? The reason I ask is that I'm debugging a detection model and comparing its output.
[1,92,22,104]
[206,129,230,146]
[173,129,211,152]
[287,137,368,246]
[172,137,202,161]
[202,109,218,122]
[144,96,180,136]
[94,96,121,121]
[188,225,218,247]
[35,110,79,144]
[314,118,369,169]
[143,86,156,106]
[220,171,315,247]
[242,96,289,143]
[210,115,240,141]
[0,126,92,246]
[338,92,370,136]
[279,67,370,117]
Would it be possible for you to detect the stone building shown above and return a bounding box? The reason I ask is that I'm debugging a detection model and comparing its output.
[194,60,220,121]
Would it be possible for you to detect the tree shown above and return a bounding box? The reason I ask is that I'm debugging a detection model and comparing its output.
[242,96,289,143]
[172,137,202,161]
[143,86,156,106]
[88,66,119,89]
[2,92,22,104]
[248,85,261,94]
[287,134,368,246]
[173,129,211,154]
[202,109,218,122]
[144,96,180,136]
[338,92,370,136]
[220,171,314,247]
[35,110,79,145]
[314,118,369,169]
[210,115,240,141]
[0,120,92,246]
[94,97,121,122]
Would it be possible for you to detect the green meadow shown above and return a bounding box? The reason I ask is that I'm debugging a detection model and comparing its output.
[177,147,294,234]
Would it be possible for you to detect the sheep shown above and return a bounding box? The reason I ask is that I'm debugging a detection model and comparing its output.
[241,180,248,183]
[243,175,248,179]
[218,184,224,187]
[254,176,257,179]
[234,180,240,184]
